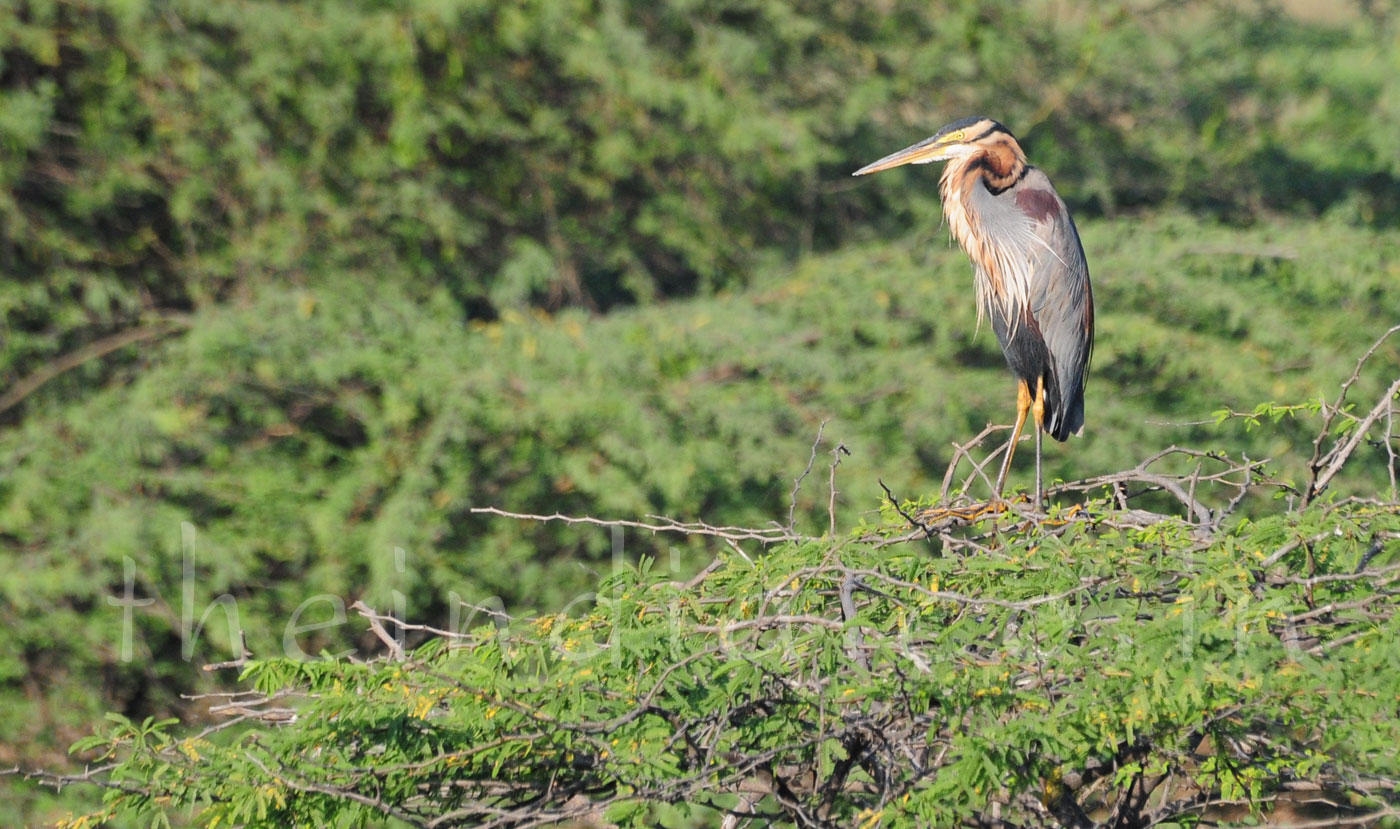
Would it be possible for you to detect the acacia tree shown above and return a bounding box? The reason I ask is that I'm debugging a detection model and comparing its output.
[15,330,1400,828]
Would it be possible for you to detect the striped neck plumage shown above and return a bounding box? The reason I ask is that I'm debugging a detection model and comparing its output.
[938,140,1035,334]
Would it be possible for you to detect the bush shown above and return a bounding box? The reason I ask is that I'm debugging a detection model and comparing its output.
[3,0,1398,403]
[31,329,1400,827]
[3,215,1399,823]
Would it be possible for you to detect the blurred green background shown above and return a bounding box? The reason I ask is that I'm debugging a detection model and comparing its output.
[2,0,1399,822]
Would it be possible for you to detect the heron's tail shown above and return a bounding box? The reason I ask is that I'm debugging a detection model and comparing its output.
[1043,373,1084,442]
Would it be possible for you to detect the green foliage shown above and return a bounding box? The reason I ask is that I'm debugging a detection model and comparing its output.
[5,217,1394,823]
[3,213,1400,824]
[55,486,1400,826]
[3,0,1398,404]
[6,0,1400,823]
[1214,400,1324,431]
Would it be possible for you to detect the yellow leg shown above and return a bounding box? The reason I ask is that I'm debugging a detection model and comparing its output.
[995,379,1032,499]
[1032,376,1046,512]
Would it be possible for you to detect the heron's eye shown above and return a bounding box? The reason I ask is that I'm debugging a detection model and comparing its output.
[947,131,964,142]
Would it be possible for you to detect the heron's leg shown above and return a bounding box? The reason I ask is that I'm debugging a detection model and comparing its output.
[1032,376,1046,513]
[995,380,1032,500]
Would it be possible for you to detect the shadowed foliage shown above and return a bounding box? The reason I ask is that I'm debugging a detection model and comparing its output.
[3,0,1398,407]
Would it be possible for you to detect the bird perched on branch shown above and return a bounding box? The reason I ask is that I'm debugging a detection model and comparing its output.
[854,117,1094,511]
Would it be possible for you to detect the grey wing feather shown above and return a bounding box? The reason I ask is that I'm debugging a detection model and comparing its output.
[1025,177,1093,439]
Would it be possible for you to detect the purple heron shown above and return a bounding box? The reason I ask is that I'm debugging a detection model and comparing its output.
[854,117,1094,511]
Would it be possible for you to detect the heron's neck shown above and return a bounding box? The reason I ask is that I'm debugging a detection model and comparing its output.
[937,142,1031,325]
[937,137,1030,254]
[976,138,1027,193]
[938,159,995,319]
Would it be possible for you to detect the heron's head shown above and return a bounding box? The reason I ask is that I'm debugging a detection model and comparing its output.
[853,117,1016,176]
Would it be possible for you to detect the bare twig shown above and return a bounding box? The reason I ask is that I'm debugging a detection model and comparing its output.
[789,419,828,532]
[351,600,407,661]
[469,506,798,544]
[1387,398,1398,501]
[1305,324,1400,505]
[202,630,252,672]
[1308,376,1400,505]
[939,422,1010,502]
[828,442,849,537]
[1,763,135,795]
[879,479,933,540]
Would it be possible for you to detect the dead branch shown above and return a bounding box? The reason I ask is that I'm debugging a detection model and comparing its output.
[828,441,849,537]
[351,600,408,661]
[1307,375,1400,505]
[202,630,252,671]
[1305,324,1400,505]
[469,506,799,544]
[0,316,191,415]
[789,419,828,533]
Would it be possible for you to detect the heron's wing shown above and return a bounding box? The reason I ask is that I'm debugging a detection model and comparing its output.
[1018,170,1094,438]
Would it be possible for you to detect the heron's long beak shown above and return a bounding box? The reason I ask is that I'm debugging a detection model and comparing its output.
[852,135,957,176]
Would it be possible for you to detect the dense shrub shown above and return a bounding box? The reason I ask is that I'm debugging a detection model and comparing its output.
[3,0,1397,401]
[3,214,1398,824]
[37,367,1400,826]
